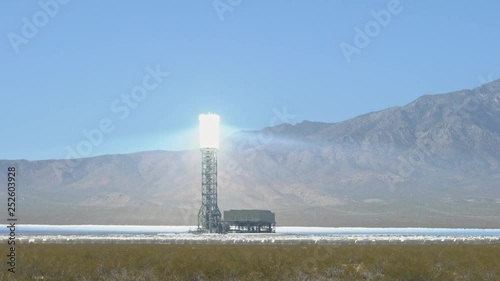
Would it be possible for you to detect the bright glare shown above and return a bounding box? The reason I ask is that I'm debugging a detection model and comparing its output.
[199,113,220,149]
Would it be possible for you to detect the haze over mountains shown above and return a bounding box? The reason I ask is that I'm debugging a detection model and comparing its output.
[1,80,500,227]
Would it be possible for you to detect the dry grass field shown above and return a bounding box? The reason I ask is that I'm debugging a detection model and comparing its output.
[1,243,499,280]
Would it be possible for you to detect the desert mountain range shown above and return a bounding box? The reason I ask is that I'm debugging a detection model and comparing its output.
[1,80,500,227]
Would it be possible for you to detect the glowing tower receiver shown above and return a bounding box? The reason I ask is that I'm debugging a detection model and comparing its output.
[198,113,222,233]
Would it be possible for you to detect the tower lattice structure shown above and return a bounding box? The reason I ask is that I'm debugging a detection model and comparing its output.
[198,148,222,233]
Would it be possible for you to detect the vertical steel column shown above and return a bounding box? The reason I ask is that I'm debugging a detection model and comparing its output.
[198,148,221,233]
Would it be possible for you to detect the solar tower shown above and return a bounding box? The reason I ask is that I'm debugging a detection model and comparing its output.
[197,113,222,233]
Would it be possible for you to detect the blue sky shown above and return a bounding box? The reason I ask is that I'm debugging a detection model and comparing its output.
[1,0,499,160]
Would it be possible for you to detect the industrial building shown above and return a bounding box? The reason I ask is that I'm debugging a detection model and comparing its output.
[223,210,276,233]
